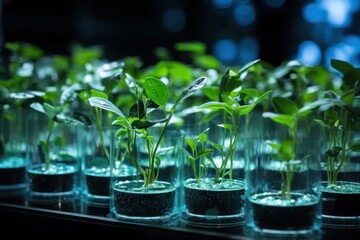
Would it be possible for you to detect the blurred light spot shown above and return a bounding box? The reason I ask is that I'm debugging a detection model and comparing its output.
[162,9,186,33]
[234,3,256,26]
[325,41,360,68]
[302,2,325,23]
[319,0,352,27]
[343,35,360,51]
[296,41,322,65]
[348,0,360,12]
[213,0,233,8]
[213,39,237,64]
[265,0,286,8]
[238,37,259,64]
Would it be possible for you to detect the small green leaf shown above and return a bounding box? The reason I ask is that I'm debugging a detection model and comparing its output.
[177,77,207,103]
[90,89,108,99]
[112,116,130,128]
[175,41,206,54]
[313,119,328,128]
[202,87,219,101]
[55,114,86,126]
[30,102,47,115]
[144,78,168,109]
[0,86,9,102]
[272,97,298,115]
[262,112,295,128]
[218,123,232,131]
[325,108,338,125]
[44,102,61,118]
[198,101,233,115]
[88,97,124,117]
[330,59,354,75]
[208,140,223,151]
[343,68,360,90]
[238,59,261,74]
[129,100,145,118]
[235,90,272,116]
[219,69,241,97]
[185,138,197,153]
[341,90,355,105]
[197,149,213,158]
[131,119,167,129]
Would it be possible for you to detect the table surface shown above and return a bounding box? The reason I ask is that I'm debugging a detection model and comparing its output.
[0,187,359,239]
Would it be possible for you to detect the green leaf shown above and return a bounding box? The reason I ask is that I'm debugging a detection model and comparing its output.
[313,119,328,128]
[129,100,145,118]
[198,129,209,144]
[156,146,174,156]
[266,140,280,151]
[43,102,60,118]
[55,114,86,126]
[112,116,130,128]
[78,90,90,102]
[144,78,168,109]
[262,112,295,128]
[341,90,355,105]
[330,59,354,75]
[197,149,213,158]
[131,118,167,129]
[324,108,338,125]
[0,86,9,103]
[219,69,241,97]
[185,138,197,153]
[238,59,261,74]
[194,55,220,69]
[218,123,232,131]
[30,102,47,115]
[176,77,207,104]
[88,97,124,117]
[202,86,218,101]
[279,139,295,162]
[235,90,272,116]
[175,41,206,54]
[90,89,108,99]
[272,97,298,115]
[208,140,223,151]
[343,68,360,90]
[198,101,233,115]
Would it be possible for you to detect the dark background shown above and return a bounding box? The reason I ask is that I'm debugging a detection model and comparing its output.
[1,0,360,67]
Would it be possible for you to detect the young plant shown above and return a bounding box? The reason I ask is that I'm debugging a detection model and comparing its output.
[29,90,87,170]
[314,59,360,186]
[262,96,319,199]
[199,61,272,184]
[77,65,123,165]
[88,75,207,187]
[183,128,213,184]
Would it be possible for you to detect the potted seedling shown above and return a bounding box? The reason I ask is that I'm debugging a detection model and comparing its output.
[245,95,323,234]
[180,60,272,227]
[0,86,36,190]
[77,63,126,204]
[27,88,87,196]
[88,74,207,222]
[314,59,360,227]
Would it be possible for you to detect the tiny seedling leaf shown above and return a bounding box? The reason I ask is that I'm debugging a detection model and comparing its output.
[88,97,124,117]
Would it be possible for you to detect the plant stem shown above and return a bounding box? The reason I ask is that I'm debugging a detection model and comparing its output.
[45,119,54,170]
[95,107,110,162]
[144,107,175,187]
